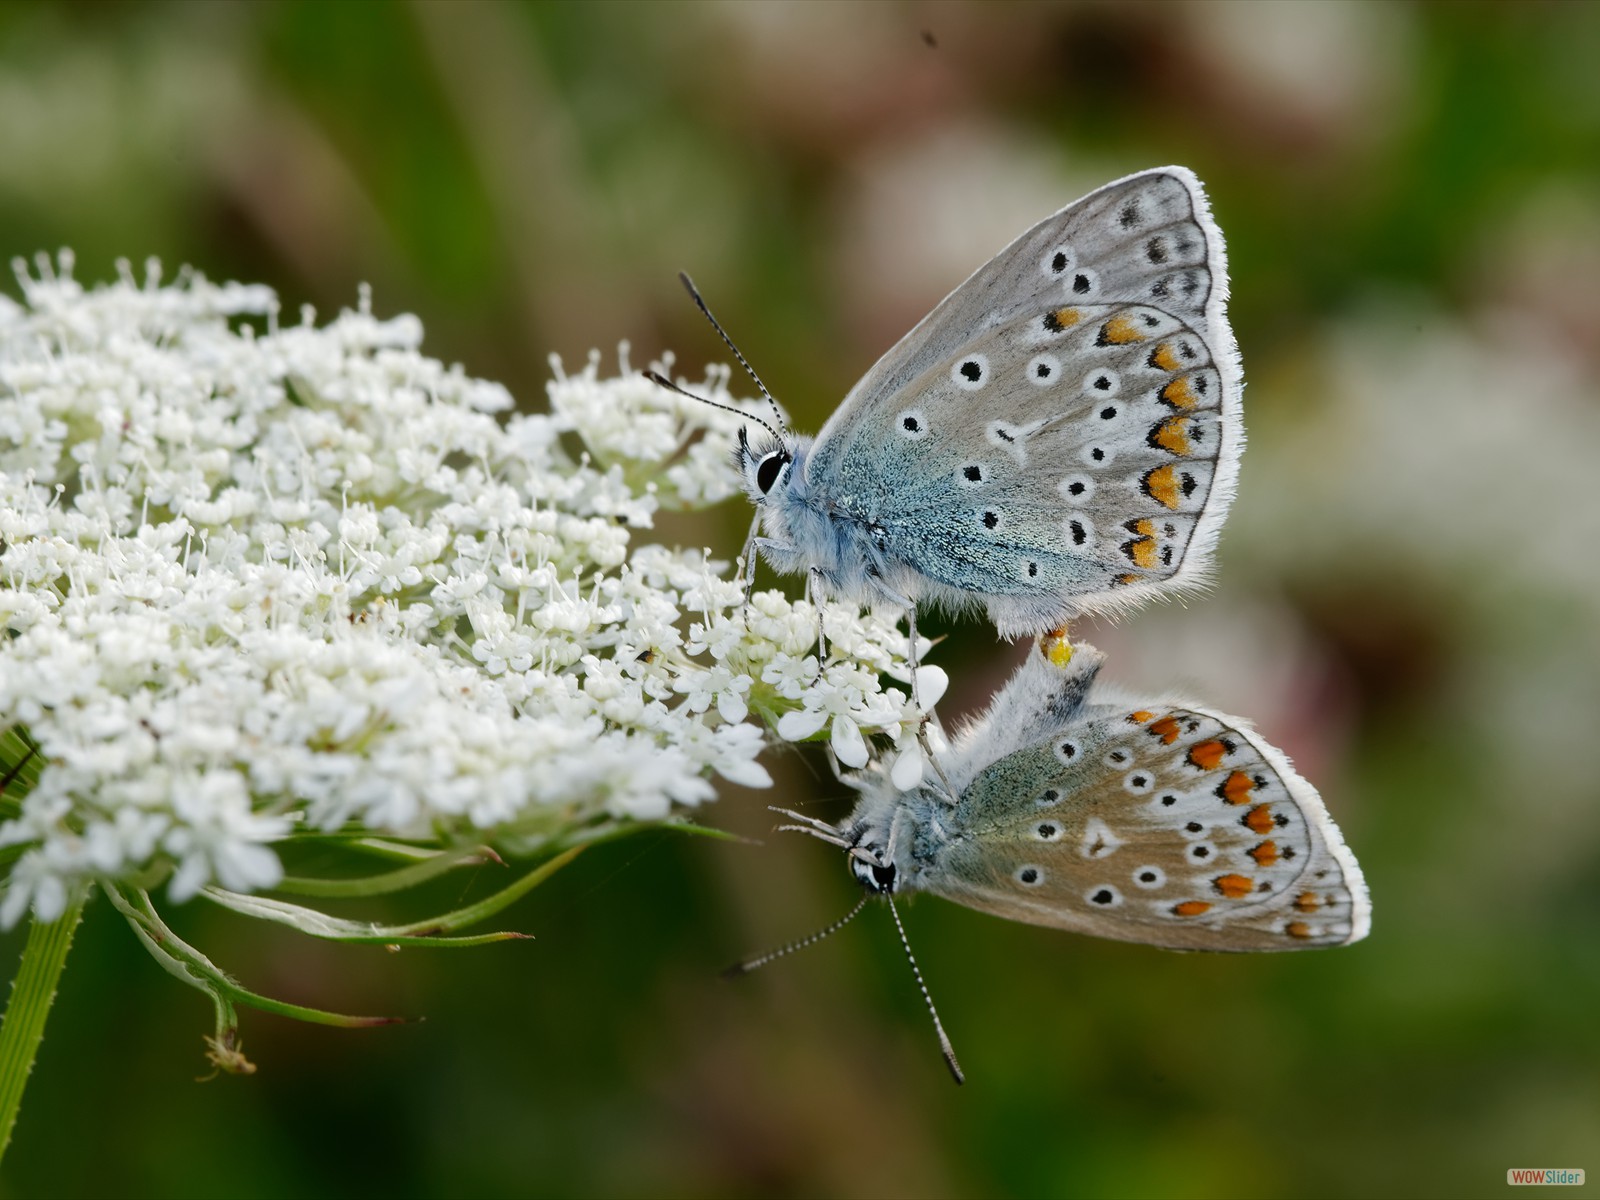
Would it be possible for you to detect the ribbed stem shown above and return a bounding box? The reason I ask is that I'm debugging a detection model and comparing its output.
[0,894,87,1164]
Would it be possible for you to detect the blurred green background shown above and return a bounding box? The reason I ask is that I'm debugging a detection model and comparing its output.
[3,2,1598,1197]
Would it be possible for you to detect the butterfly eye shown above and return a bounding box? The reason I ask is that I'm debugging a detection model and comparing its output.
[754,451,789,494]
[871,863,896,891]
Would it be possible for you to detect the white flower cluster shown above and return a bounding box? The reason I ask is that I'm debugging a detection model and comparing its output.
[0,254,942,928]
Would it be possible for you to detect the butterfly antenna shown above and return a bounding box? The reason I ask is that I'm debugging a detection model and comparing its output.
[644,370,783,444]
[677,272,790,439]
[721,895,868,979]
[887,896,964,1085]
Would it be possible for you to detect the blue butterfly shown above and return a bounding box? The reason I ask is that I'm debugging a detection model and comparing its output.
[727,167,1243,637]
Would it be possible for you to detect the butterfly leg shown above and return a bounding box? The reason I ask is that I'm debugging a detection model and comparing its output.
[769,805,850,848]
[823,745,871,792]
[738,511,763,607]
[806,567,831,666]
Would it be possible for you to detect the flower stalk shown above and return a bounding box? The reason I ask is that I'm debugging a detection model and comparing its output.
[0,251,951,1153]
[0,892,85,1158]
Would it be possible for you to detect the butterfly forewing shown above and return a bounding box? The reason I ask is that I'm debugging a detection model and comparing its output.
[928,703,1368,951]
[803,167,1241,633]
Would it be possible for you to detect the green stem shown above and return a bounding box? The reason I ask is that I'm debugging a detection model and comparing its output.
[0,891,87,1164]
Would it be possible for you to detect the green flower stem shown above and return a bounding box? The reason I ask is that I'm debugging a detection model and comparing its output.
[0,891,87,1164]
[275,844,502,899]
[105,884,404,1036]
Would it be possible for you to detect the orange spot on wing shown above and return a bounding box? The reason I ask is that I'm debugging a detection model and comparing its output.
[1285,921,1313,939]
[1129,518,1155,537]
[1249,841,1280,867]
[1142,464,1180,509]
[1123,537,1159,569]
[1113,573,1139,586]
[1126,710,1155,724]
[1148,715,1181,743]
[1172,901,1211,917]
[1151,343,1183,372]
[1213,873,1253,899]
[1152,416,1193,455]
[1294,891,1321,913]
[1160,377,1198,410]
[1101,313,1146,344]
[1053,307,1082,329]
[1244,804,1275,835]
[1187,739,1228,770]
[1220,771,1256,804]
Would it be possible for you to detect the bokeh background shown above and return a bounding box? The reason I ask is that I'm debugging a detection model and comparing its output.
[2,2,1598,1197]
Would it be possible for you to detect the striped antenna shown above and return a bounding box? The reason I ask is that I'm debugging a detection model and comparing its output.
[644,370,783,445]
[888,896,965,1085]
[720,895,868,979]
[676,272,790,439]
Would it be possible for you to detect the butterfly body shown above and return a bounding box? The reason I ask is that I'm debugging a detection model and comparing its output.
[738,167,1243,635]
[834,639,1370,952]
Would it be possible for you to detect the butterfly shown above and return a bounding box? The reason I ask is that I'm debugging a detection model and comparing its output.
[727,166,1243,636]
[748,632,1370,1081]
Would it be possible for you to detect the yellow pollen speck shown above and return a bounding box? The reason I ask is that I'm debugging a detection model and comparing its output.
[1043,628,1074,665]
[1151,343,1183,372]
[1101,314,1145,344]
[1143,464,1179,509]
[1152,416,1193,455]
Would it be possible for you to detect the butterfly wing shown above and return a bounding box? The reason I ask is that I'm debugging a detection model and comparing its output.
[806,167,1241,633]
[913,692,1369,952]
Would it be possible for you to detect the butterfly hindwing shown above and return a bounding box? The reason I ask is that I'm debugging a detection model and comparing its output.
[802,168,1241,633]
[918,692,1368,952]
